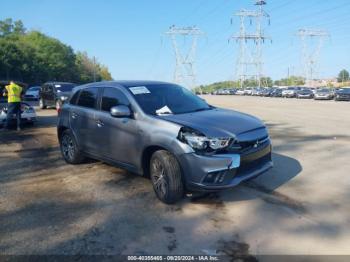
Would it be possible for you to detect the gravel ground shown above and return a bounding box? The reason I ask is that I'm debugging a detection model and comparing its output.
[0,96,349,257]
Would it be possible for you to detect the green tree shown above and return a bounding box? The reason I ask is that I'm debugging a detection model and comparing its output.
[100,65,113,81]
[274,76,305,86]
[337,69,349,83]
[0,18,113,85]
[0,18,14,36]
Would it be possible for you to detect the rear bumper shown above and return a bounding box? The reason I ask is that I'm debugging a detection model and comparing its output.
[298,95,313,98]
[178,144,273,191]
[283,94,295,98]
[314,96,332,100]
[0,113,37,126]
[335,96,350,101]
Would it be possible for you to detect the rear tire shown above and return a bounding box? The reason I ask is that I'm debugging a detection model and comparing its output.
[39,98,47,109]
[150,150,184,204]
[60,129,85,164]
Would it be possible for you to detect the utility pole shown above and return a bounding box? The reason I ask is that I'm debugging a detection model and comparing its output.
[165,25,204,90]
[232,0,271,89]
[297,29,329,87]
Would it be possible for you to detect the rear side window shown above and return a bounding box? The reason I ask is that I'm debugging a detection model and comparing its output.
[77,87,99,109]
[101,87,130,112]
[70,90,81,105]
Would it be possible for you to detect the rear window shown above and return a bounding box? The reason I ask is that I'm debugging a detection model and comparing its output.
[77,87,98,109]
[55,84,75,92]
[28,86,40,91]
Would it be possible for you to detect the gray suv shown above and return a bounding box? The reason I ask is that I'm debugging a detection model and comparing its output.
[57,81,273,204]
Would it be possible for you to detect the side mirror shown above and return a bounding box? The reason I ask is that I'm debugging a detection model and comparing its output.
[110,105,131,118]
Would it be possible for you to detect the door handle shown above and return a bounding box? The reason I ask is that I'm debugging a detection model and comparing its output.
[71,112,78,119]
[96,120,104,128]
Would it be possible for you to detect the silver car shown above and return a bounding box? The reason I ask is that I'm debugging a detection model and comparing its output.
[57,81,273,204]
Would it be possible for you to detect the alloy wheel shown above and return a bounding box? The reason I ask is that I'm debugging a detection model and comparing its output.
[61,134,75,161]
[151,158,168,198]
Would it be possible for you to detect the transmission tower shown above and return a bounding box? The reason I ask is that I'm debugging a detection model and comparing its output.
[297,29,329,86]
[165,25,204,90]
[231,0,271,88]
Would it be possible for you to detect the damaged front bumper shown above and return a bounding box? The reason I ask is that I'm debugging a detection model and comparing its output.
[178,143,273,191]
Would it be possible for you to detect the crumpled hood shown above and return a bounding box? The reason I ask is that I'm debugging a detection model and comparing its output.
[159,108,267,140]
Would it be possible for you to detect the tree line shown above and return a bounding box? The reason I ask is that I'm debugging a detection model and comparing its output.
[0,18,112,86]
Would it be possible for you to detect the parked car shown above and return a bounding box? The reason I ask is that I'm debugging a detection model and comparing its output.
[58,81,273,204]
[251,88,259,96]
[261,88,273,97]
[236,89,245,95]
[0,102,37,127]
[24,86,40,100]
[243,88,253,95]
[228,88,237,95]
[314,88,334,100]
[296,89,314,99]
[334,88,350,101]
[270,88,283,97]
[39,82,76,110]
[282,87,300,98]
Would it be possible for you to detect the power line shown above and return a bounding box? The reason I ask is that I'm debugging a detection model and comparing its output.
[231,0,271,88]
[297,28,330,86]
[165,25,204,89]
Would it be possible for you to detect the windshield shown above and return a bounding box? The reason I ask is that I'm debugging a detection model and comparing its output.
[317,89,330,93]
[55,84,75,92]
[127,84,211,115]
[28,86,40,91]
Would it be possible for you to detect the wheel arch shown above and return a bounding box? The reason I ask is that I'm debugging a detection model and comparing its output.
[141,145,168,178]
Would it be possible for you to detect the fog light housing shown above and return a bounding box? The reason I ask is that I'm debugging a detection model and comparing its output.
[203,170,228,184]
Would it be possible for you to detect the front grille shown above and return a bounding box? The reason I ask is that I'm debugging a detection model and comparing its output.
[225,136,269,154]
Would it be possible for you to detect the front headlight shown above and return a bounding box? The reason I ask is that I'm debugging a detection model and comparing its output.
[178,127,231,152]
[60,96,68,101]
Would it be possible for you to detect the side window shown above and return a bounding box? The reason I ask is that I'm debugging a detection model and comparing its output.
[47,85,53,93]
[101,87,130,112]
[77,87,99,109]
[70,90,80,105]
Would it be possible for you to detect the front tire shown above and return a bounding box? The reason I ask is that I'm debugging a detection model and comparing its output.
[39,98,47,109]
[60,129,85,164]
[150,150,184,204]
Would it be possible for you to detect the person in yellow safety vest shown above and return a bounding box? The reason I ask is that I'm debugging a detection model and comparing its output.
[2,81,23,131]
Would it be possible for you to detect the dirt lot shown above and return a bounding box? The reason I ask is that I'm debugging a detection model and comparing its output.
[0,96,350,257]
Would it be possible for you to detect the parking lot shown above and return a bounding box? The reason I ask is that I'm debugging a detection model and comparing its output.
[1,96,350,257]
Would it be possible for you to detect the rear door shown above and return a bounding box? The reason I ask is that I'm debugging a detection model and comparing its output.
[70,86,100,154]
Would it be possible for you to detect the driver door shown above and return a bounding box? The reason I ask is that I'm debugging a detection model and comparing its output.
[93,86,140,167]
